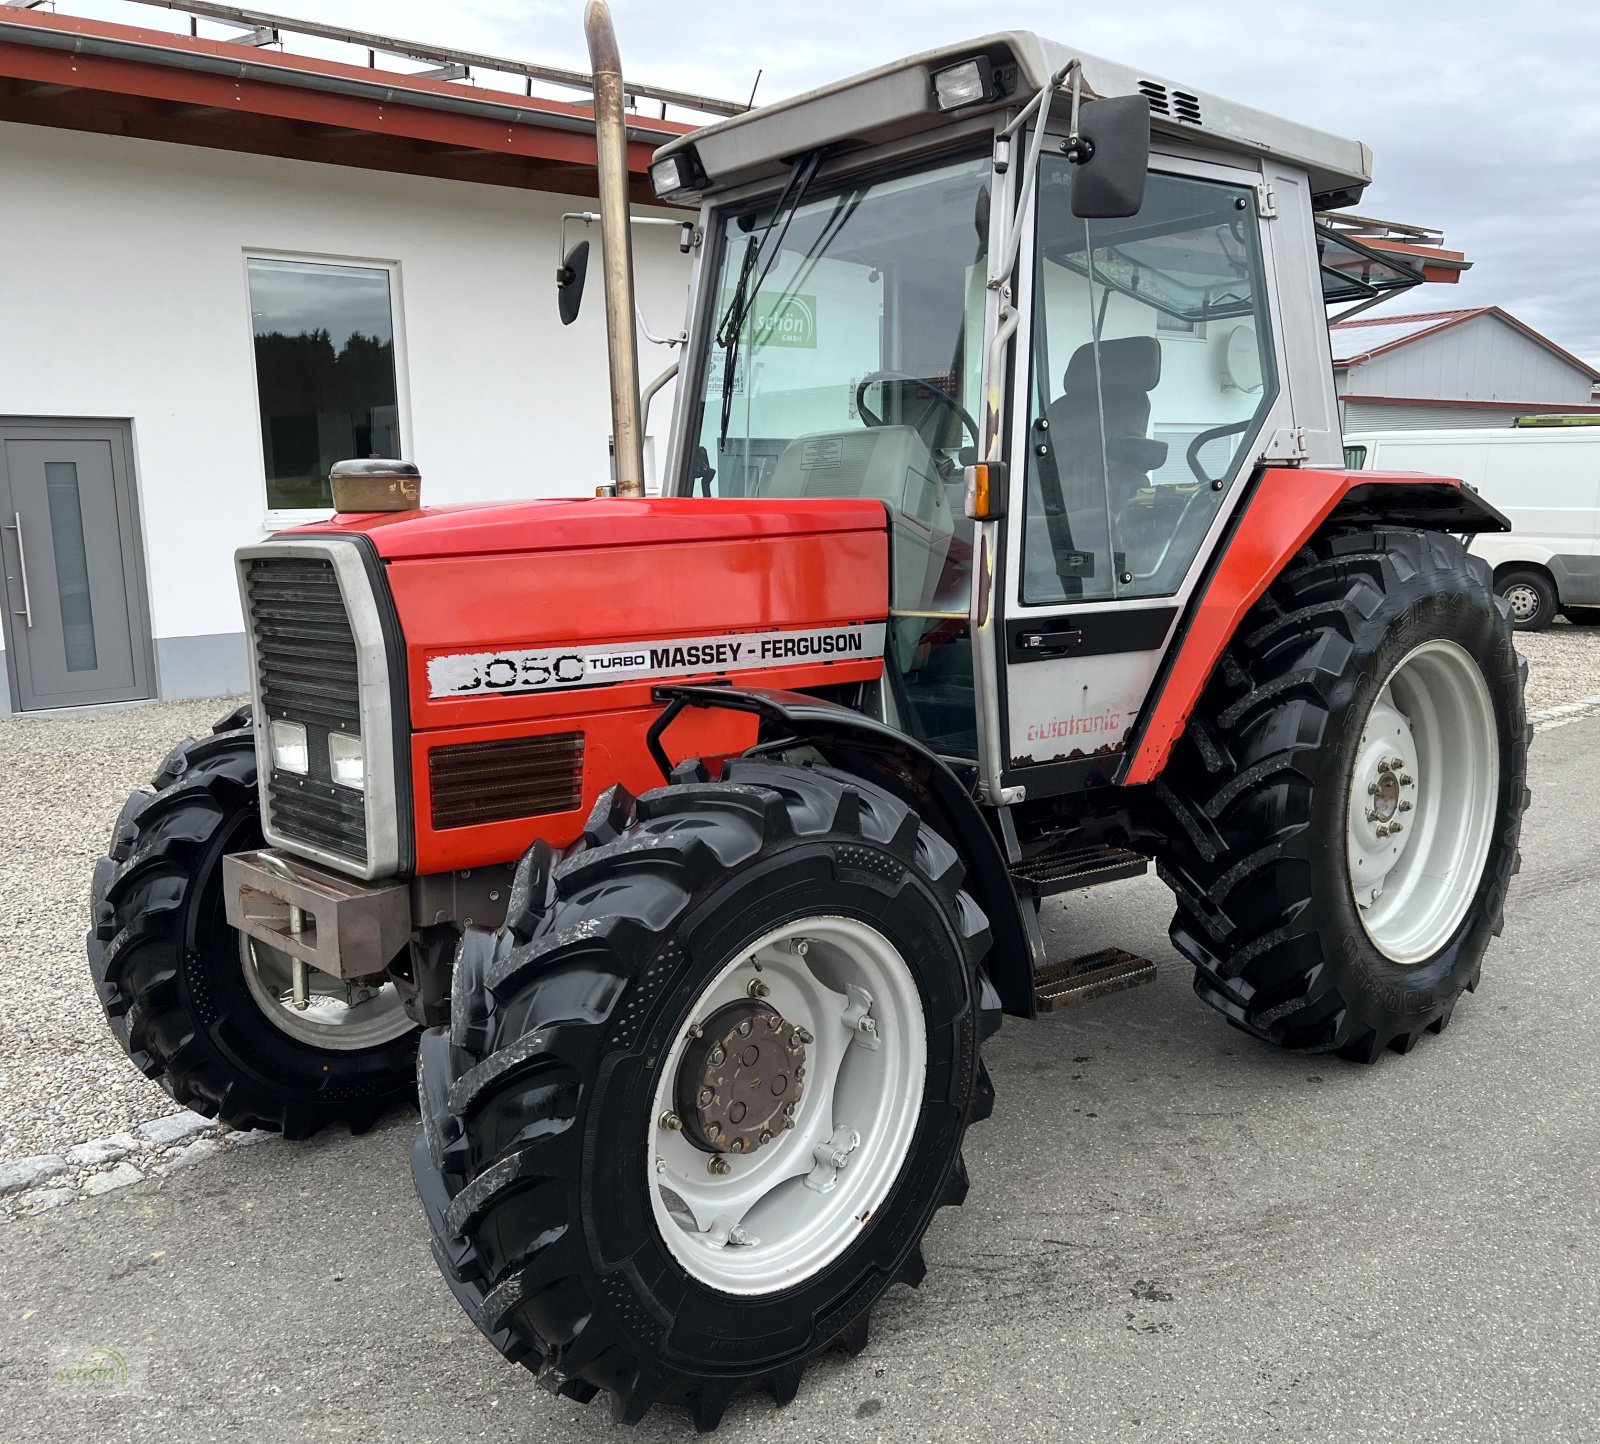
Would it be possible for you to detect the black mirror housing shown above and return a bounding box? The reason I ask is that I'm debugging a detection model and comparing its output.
[1068,95,1151,219]
[557,239,590,326]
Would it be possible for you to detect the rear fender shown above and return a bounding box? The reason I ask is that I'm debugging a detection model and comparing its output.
[1121,468,1507,787]
[650,684,1034,1017]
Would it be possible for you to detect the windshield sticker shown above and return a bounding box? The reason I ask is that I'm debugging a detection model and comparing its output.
[427,623,886,699]
[719,291,818,351]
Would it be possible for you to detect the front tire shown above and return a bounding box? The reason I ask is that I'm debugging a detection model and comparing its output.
[412,760,999,1427]
[87,709,420,1135]
[1156,529,1529,1060]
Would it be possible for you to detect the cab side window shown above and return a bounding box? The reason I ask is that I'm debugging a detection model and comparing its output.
[1022,165,1280,603]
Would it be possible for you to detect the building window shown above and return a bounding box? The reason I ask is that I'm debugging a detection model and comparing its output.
[246,257,402,512]
[1155,310,1204,339]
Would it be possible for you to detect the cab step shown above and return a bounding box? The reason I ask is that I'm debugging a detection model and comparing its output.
[1009,841,1148,898]
[1033,947,1158,1012]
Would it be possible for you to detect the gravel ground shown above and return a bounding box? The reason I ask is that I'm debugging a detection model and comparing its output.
[0,697,246,1164]
[1515,618,1600,714]
[1,617,1597,1174]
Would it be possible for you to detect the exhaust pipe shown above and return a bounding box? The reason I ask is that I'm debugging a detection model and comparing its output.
[585,1,645,497]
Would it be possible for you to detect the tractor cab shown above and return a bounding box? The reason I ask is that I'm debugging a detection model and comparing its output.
[648,34,1423,799]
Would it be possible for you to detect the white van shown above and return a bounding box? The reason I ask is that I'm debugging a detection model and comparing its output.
[1345,424,1600,629]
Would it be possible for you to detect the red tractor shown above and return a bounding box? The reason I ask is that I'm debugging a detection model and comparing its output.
[88,7,1526,1429]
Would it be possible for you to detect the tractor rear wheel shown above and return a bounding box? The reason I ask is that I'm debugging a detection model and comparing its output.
[87,708,419,1135]
[1156,529,1528,1060]
[412,759,999,1427]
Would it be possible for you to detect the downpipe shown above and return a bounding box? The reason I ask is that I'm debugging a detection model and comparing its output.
[585,1,646,497]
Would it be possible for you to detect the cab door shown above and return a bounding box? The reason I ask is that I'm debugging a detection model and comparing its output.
[989,153,1295,795]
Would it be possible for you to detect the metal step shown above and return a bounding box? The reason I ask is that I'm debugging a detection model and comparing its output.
[1033,947,1158,1012]
[1009,842,1148,898]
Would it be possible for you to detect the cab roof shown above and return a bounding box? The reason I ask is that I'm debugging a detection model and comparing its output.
[656,31,1372,210]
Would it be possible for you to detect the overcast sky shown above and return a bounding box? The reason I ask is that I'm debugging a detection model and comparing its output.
[82,0,1600,368]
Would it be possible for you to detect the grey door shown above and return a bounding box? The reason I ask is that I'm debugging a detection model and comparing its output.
[0,421,153,711]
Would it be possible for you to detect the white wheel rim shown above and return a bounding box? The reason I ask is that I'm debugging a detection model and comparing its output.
[239,937,415,1050]
[1503,583,1540,622]
[647,915,927,1296]
[1346,639,1499,964]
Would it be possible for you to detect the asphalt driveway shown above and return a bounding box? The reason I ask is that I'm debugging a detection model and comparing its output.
[2,716,1597,1442]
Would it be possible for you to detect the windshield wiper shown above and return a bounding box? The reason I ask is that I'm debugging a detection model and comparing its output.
[715,148,826,451]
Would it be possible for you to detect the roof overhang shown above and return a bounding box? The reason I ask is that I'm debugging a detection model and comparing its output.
[656,30,1372,208]
[0,7,688,200]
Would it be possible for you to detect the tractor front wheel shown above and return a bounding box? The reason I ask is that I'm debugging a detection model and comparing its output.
[1157,528,1528,1060]
[412,759,998,1427]
[87,709,420,1135]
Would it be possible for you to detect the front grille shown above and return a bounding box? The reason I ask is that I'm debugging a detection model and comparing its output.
[243,556,368,865]
[429,733,585,830]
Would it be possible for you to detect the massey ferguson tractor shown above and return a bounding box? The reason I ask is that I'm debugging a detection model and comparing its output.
[87,6,1526,1429]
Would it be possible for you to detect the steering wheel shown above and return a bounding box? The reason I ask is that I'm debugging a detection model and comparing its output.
[1185,418,1255,486]
[855,370,980,449]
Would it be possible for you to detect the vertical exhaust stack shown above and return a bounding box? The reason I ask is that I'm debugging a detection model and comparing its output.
[585,1,646,497]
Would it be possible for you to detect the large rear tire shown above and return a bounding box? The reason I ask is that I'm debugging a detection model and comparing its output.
[1156,529,1529,1060]
[412,759,999,1427]
[87,708,419,1136]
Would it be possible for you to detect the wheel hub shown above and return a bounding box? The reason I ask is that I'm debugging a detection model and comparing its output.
[1350,700,1419,905]
[675,1001,807,1156]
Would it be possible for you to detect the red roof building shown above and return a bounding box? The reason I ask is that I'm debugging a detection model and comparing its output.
[1331,307,1600,433]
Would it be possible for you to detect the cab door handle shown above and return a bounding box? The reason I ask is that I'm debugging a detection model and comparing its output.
[1017,627,1082,652]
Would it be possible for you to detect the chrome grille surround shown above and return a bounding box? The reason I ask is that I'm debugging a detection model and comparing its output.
[236,538,403,881]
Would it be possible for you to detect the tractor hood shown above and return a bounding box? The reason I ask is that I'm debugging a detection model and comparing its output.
[292,495,888,561]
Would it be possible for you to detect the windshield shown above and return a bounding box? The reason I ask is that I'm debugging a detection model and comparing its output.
[682,151,992,758]
[685,152,991,499]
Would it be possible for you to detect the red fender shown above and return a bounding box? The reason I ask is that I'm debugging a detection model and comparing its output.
[1120,468,1505,786]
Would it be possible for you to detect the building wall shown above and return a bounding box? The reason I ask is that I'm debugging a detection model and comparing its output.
[1343,314,1596,408]
[0,122,692,713]
[1343,401,1518,433]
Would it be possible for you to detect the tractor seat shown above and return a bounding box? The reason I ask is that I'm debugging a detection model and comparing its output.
[1025,336,1168,598]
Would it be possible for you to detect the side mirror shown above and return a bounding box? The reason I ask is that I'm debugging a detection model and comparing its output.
[556,240,590,326]
[1068,95,1150,219]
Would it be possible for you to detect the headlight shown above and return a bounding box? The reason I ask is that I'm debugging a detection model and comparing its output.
[932,57,997,112]
[327,731,365,792]
[269,719,309,775]
[650,150,704,200]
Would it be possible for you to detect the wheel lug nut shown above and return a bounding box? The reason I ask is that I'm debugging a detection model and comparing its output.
[1398,801,1412,812]
[784,1101,797,1118]
[747,978,770,999]
[709,1047,725,1066]
[659,1110,682,1132]
[698,1086,713,1107]
[1367,783,1381,796]
[729,1138,746,1154]
[1390,822,1403,834]
[737,1020,752,1036]
[758,1128,772,1145]
[1375,824,1390,838]
[791,1026,814,1047]
[707,1155,731,1176]
[784,1117,796,1130]
[1400,774,1414,786]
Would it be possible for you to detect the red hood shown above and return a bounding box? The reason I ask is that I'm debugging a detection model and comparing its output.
[288,496,889,560]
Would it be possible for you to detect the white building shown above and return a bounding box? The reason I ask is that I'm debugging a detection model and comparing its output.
[0,3,721,713]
